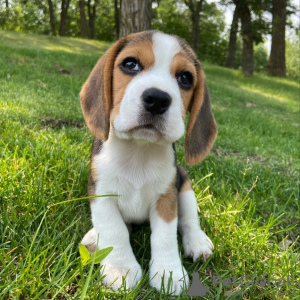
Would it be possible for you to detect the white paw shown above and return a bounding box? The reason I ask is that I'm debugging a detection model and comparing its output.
[101,260,142,290]
[81,228,97,253]
[149,263,189,295]
[183,229,214,262]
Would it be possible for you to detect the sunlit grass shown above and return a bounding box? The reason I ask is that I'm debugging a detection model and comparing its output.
[0,30,110,55]
[0,30,299,299]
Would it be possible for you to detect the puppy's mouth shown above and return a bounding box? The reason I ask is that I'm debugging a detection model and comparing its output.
[128,114,165,133]
[130,124,157,131]
[113,114,167,142]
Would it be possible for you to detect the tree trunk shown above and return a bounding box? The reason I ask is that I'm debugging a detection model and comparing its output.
[79,0,89,39]
[235,0,254,76]
[184,0,204,55]
[47,0,56,36]
[267,0,286,76]
[3,0,9,26]
[59,0,70,36]
[87,0,99,39]
[114,0,120,38]
[119,0,152,38]
[5,0,9,16]
[226,5,239,68]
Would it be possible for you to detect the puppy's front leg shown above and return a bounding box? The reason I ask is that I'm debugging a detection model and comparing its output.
[177,166,214,262]
[90,197,142,290]
[149,188,189,295]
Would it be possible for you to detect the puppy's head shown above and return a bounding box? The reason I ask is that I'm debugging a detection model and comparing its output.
[80,31,217,165]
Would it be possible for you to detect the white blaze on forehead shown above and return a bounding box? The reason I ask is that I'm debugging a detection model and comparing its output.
[152,32,181,72]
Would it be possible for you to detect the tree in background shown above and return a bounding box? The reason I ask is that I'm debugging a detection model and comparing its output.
[79,0,88,38]
[114,0,120,38]
[0,0,115,40]
[5,0,8,19]
[285,32,300,80]
[59,0,71,36]
[267,0,287,76]
[0,0,9,28]
[119,0,152,37]
[87,0,99,39]
[197,1,227,65]
[184,0,204,54]
[47,0,56,35]
[226,5,239,68]
[0,0,297,79]
[152,0,190,42]
[232,0,254,76]
[152,0,227,65]
[223,0,271,76]
[1,0,49,33]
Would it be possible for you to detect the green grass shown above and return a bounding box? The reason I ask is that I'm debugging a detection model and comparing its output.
[0,30,299,299]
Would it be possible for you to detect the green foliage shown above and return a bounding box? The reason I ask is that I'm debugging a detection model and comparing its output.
[0,0,50,34]
[252,16,271,44]
[153,0,228,65]
[79,244,113,266]
[254,43,268,72]
[0,31,299,299]
[286,32,300,80]
[0,0,115,41]
[93,0,115,41]
[227,32,269,73]
[197,1,227,65]
[1,0,228,65]
[152,0,191,42]
[231,34,243,69]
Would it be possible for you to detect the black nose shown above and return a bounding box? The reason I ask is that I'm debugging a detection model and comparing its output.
[142,88,171,115]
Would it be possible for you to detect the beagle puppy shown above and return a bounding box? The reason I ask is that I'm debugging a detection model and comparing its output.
[80,30,217,295]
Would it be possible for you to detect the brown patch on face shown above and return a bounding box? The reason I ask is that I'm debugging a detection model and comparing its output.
[110,39,155,123]
[177,166,193,192]
[170,51,197,115]
[156,175,178,223]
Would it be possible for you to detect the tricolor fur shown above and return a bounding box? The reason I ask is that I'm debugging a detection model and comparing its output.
[80,31,217,295]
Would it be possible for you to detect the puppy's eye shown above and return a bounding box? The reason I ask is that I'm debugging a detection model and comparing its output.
[120,57,142,75]
[176,71,193,90]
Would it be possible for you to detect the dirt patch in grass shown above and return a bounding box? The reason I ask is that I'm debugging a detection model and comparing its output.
[57,67,72,75]
[213,147,269,163]
[40,116,84,129]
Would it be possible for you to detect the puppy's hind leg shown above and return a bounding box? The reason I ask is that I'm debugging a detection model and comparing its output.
[177,166,214,262]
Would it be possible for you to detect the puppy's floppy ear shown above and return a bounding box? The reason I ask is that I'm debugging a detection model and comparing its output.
[185,63,217,165]
[80,38,126,141]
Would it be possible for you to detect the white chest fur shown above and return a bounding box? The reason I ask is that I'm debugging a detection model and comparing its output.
[93,133,176,223]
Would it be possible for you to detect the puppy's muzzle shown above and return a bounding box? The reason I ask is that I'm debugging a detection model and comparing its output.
[142,88,171,116]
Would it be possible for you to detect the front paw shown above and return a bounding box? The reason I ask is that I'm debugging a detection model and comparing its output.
[149,262,189,295]
[101,260,142,290]
[183,229,214,262]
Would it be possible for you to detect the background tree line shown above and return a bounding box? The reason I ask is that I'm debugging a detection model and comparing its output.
[0,0,299,78]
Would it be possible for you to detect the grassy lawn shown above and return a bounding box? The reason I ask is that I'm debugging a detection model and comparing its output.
[0,30,299,299]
